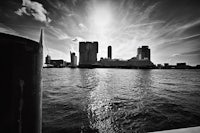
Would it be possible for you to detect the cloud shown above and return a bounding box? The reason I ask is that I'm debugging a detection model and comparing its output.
[175,18,200,33]
[123,21,165,30]
[15,7,27,16]
[72,36,85,42]
[15,0,51,24]
[177,33,200,41]
[0,23,19,35]
[171,54,181,57]
[157,33,200,48]
[79,23,88,30]
[46,0,72,13]
[44,48,68,60]
[161,18,200,39]
[47,26,71,40]
[179,49,200,56]
[171,49,200,62]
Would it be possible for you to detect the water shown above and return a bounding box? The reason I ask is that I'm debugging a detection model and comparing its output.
[42,68,200,133]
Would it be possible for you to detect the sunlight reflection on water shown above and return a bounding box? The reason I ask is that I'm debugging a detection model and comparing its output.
[42,68,200,133]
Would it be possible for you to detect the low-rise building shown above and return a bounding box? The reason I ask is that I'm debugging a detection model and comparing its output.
[70,52,77,67]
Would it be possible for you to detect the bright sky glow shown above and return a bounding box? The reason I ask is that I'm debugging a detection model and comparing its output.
[0,0,200,65]
[92,5,112,28]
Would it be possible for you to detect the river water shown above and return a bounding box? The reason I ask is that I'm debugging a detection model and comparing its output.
[42,68,200,133]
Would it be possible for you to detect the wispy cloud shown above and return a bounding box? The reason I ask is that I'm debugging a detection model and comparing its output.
[46,0,72,13]
[44,47,68,60]
[47,26,71,40]
[0,23,19,35]
[79,23,88,31]
[176,33,200,41]
[15,0,51,24]
[72,36,85,42]
[171,54,181,57]
[159,18,200,40]
[123,21,165,30]
[157,33,200,47]
[174,18,200,33]
[181,49,200,56]
[173,49,200,57]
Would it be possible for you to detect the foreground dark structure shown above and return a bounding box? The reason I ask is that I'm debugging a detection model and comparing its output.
[0,32,43,133]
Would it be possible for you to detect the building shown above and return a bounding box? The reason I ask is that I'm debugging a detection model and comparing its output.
[157,64,163,69]
[137,46,151,60]
[108,46,112,59]
[164,63,169,67]
[97,45,155,68]
[163,63,171,69]
[44,55,69,68]
[98,58,155,68]
[45,55,51,64]
[176,63,187,69]
[79,41,98,67]
[196,65,200,69]
[50,59,67,68]
[70,52,77,67]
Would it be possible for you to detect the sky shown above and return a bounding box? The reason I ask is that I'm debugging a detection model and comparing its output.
[0,0,200,65]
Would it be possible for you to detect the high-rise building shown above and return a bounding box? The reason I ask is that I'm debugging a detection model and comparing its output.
[79,41,98,67]
[137,46,150,61]
[70,52,77,67]
[108,46,112,59]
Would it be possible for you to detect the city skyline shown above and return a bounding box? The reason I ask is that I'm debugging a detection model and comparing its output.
[0,0,200,65]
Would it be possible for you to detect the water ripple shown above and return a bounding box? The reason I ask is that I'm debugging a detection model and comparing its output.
[42,68,200,133]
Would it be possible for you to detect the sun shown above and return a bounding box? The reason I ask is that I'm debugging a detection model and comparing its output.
[89,3,113,29]
[86,1,116,59]
[93,7,112,28]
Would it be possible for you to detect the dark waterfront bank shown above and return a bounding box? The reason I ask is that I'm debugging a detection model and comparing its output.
[42,68,200,133]
[44,65,200,69]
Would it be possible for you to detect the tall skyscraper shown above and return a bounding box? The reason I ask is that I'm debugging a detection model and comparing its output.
[108,45,112,59]
[79,41,98,67]
[70,52,77,67]
[137,46,151,60]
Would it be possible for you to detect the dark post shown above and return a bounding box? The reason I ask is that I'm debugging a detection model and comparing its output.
[0,30,43,133]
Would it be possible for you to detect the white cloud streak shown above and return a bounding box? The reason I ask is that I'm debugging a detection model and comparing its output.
[79,23,88,31]
[0,23,19,35]
[47,26,71,40]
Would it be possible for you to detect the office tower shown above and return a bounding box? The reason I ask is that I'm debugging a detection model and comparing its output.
[108,45,112,59]
[137,46,150,60]
[70,52,77,67]
[79,41,98,66]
